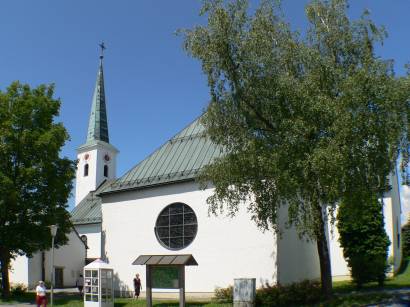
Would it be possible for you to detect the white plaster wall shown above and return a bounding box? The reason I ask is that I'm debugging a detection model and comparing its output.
[75,143,117,206]
[75,223,102,259]
[28,252,42,288]
[389,171,403,272]
[328,218,349,278]
[9,255,28,286]
[276,205,321,284]
[101,181,277,293]
[43,230,86,287]
[383,195,394,259]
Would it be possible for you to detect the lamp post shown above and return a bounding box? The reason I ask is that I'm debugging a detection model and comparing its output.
[49,225,58,307]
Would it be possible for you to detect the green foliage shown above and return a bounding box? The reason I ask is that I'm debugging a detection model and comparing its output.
[213,281,322,306]
[401,217,410,258]
[10,283,27,296]
[0,82,76,296]
[255,280,322,306]
[183,0,410,297]
[213,285,233,302]
[337,192,390,287]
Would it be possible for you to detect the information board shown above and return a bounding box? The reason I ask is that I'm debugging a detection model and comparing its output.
[152,266,179,289]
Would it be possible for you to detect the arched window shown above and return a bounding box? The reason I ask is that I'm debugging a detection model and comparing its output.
[154,203,198,250]
[84,164,89,177]
[104,165,108,177]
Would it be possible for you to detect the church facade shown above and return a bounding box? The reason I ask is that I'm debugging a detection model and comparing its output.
[10,51,402,293]
[70,53,403,294]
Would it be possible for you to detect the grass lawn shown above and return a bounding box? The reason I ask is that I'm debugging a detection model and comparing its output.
[0,292,230,306]
[1,261,410,306]
[333,257,410,293]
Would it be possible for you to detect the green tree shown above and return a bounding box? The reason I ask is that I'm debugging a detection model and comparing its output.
[0,82,76,297]
[401,215,410,258]
[337,191,390,288]
[183,0,410,298]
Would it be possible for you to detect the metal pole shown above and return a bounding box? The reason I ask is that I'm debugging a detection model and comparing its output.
[51,235,54,307]
[146,266,152,307]
[179,266,185,307]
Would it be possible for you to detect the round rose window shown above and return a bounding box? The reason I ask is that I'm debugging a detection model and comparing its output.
[154,203,198,250]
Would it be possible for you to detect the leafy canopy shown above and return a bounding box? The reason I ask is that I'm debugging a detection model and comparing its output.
[183,0,410,237]
[0,82,76,257]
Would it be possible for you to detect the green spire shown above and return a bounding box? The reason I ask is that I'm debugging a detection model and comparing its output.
[87,43,109,144]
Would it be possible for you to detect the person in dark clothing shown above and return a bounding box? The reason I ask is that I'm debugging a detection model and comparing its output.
[133,273,142,299]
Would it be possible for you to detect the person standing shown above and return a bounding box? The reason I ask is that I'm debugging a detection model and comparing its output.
[133,273,142,299]
[76,274,84,295]
[35,280,47,307]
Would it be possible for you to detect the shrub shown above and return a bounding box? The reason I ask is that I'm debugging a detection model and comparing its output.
[255,280,322,306]
[213,285,233,302]
[10,283,27,295]
[338,191,390,288]
[402,217,410,258]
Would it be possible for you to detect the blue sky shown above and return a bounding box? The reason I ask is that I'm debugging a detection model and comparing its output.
[1,0,409,216]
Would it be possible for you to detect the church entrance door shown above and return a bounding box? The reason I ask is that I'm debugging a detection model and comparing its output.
[54,267,64,288]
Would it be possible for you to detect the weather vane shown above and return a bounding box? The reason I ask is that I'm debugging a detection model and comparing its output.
[99,41,106,59]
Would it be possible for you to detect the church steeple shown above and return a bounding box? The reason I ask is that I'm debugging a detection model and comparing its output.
[75,42,118,206]
[87,42,109,144]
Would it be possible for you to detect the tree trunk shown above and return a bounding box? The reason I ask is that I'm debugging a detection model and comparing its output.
[315,204,333,299]
[0,248,11,298]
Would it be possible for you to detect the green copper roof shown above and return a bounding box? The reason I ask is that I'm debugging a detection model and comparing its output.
[99,117,224,195]
[86,57,109,143]
[71,180,113,225]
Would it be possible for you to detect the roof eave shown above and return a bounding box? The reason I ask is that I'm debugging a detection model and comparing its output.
[97,177,196,197]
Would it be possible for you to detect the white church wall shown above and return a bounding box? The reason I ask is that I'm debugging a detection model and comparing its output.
[75,223,102,259]
[382,172,404,273]
[101,181,277,293]
[276,205,321,284]
[9,255,29,286]
[43,230,86,287]
[10,253,42,289]
[27,252,42,288]
[383,195,394,262]
[388,171,403,272]
[327,207,350,278]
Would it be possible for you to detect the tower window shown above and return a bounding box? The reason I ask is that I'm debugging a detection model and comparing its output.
[84,164,89,177]
[104,165,108,177]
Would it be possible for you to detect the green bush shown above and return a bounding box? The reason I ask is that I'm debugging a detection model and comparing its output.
[338,191,390,288]
[10,283,27,295]
[255,280,322,306]
[213,285,233,302]
[402,217,410,258]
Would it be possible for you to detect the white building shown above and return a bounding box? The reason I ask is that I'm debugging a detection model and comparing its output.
[9,229,86,288]
[10,50,403,293]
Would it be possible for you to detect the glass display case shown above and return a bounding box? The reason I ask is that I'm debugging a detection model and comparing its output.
[84,259,114,307]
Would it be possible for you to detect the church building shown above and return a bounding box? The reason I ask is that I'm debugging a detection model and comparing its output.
[70,51,403,294]
[10,50,403,294]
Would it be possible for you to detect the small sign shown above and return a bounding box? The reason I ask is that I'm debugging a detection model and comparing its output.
[152,266,179,289]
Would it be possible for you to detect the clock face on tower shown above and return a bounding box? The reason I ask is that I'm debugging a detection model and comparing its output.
[84,153,90,161]
[104,154,110,162]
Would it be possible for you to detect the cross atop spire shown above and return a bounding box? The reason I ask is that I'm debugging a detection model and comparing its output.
[99,41,106,59]
[86,44,109,144]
